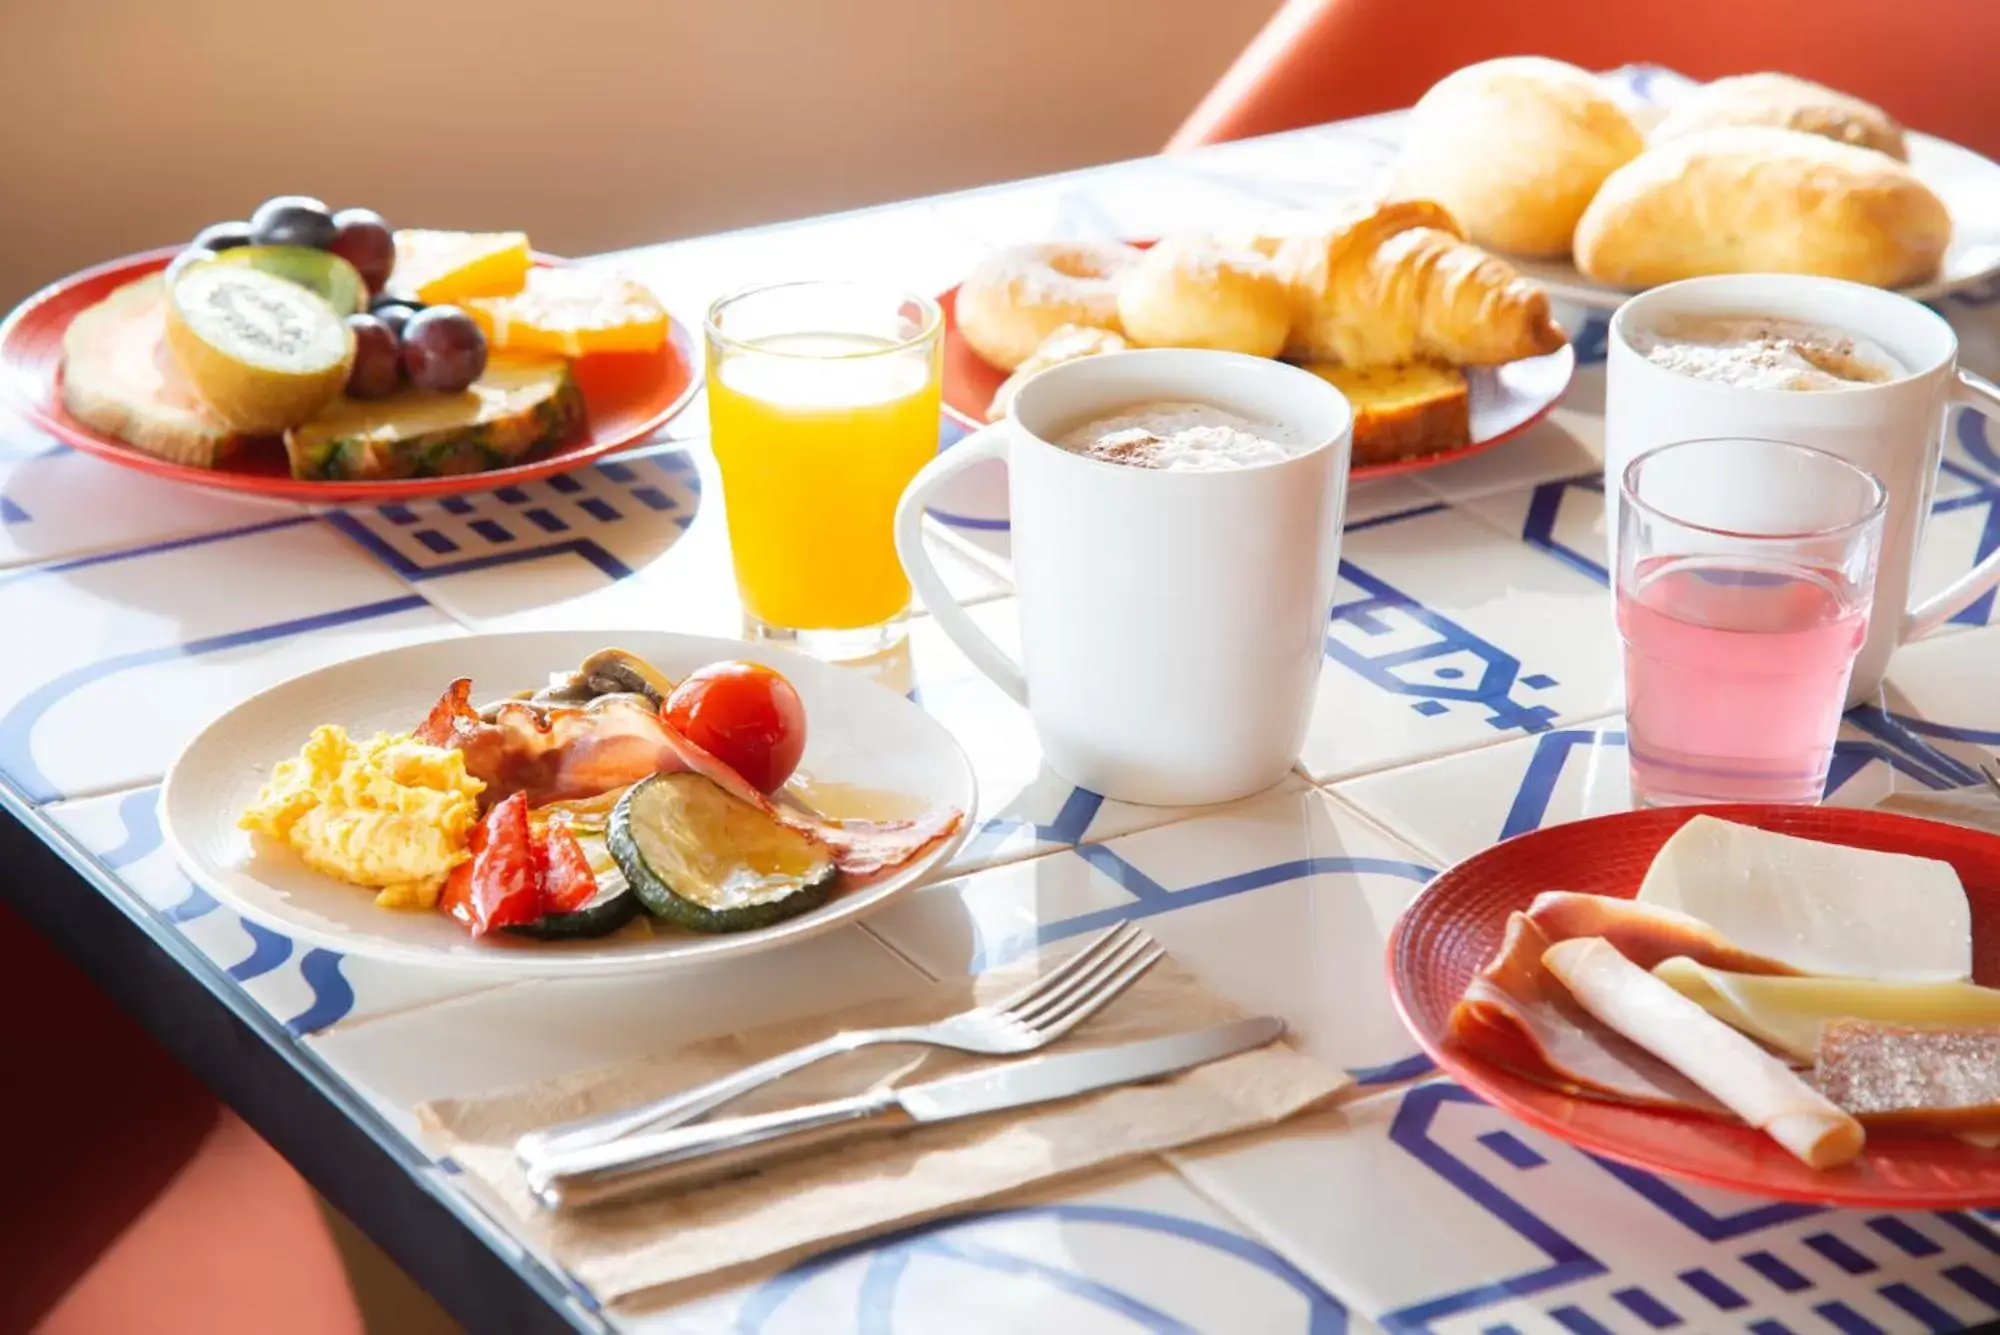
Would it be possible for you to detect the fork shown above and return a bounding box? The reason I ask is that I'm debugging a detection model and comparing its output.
[1980,762,2000,801]
[514,922,1164,1164]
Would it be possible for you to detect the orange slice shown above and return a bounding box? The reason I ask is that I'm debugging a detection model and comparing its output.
[389,230,531,305]
[465,269,669,357]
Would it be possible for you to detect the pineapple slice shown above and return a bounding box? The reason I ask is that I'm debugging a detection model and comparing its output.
[466,268,669,357]
[389,230,532,305]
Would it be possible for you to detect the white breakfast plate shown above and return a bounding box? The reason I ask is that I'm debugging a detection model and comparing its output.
[1508,127,2000,312]
[162,630,977,976]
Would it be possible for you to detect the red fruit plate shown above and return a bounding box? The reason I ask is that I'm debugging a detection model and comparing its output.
[0,248,699,504]
[936,257,1575,483]
[1389,803,2000,1207]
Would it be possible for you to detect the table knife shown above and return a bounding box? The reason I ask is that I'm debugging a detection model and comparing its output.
[523,1014,1284,1210]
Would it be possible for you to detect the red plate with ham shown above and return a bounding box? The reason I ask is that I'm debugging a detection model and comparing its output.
[1389,804,2000,1207]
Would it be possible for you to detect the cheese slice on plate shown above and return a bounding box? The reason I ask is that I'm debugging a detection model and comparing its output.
[1653,958,2000,1064]
[1636,816,1971,981]
[1543,937,1865,1168]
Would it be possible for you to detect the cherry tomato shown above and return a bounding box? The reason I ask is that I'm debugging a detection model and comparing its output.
[663,661,807,793]
[452,793,542,935]
[538,825,599,914]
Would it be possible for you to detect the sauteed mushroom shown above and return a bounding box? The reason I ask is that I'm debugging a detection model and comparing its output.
[478,648,678,721]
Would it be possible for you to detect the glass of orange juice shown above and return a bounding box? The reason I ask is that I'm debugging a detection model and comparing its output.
[705,281,944,658]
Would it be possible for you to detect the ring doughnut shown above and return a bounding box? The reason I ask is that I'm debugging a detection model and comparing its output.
[1114,239,1292,359]
[955,241,1140,371]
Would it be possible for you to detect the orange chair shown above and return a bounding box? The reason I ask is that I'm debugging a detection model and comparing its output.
[1170,0,2000,160]
[1,902,365,1335]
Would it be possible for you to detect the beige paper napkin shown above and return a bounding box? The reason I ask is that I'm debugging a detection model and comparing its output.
[1878,784,2000,834]
[417,949,1346,1308]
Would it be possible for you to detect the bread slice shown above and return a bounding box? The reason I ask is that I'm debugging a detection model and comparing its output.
[1305,360,1471,465]
[60,274,242,468]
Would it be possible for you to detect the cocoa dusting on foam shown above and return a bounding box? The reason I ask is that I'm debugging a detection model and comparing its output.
[1057,401,1305,472]
[1636,315,1905,391]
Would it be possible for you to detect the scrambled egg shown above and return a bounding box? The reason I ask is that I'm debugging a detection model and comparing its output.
[239,726,485,909]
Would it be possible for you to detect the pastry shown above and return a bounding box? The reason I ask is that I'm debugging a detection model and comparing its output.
[1114,239,1291,358]
[1574,127,1951,288]
[1392,57,1644,257]
[1276,200,1568,367]
[954,241,1139,371]
[1306,360,1470,465]
[986,324,1128,422]
[1650,73,1907,161]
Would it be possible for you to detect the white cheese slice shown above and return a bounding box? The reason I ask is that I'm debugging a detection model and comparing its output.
[1635,816,1971,982]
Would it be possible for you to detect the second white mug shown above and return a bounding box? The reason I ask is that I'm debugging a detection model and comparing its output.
[1604,274,2000,700]
[894,349,1353,807]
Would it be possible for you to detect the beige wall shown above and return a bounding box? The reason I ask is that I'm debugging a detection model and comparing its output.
[0,0,1277,309]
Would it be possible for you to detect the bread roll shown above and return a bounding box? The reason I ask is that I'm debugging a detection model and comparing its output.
[1114,240,1291,358]
[1574,127,1951,289]
[1393,57,1644,257]
[1650,73,1906,161]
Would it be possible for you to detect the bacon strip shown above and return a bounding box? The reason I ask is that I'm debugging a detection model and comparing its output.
[412,678,963,881]
[1449,913,1721,1110]
[415,680,681,807]
[654,726,962,881]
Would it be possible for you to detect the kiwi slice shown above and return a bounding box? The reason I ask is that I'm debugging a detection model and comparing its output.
[207,245,367,317]
[164,259,354,433]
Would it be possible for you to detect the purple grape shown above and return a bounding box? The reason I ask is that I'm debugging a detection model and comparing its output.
[193,221,253,252]
[345,314,404,399]
[329,208,395,293]
[250,195,337,250]
[371,302,418,341]
[401,306,487,393]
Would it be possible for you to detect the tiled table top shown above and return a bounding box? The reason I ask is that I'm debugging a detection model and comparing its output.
[9,64,2000,1334]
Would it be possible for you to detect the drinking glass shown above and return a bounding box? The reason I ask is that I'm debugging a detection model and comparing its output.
[1616,437,1886,807]
[705,281,943,659]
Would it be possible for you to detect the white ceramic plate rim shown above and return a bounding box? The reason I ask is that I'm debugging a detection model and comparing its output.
[1514,126,2000,312]
[161,630,977,976]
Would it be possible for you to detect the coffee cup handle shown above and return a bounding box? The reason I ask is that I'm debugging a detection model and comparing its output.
[1905,369,2000,641]
[894,424,1029,706]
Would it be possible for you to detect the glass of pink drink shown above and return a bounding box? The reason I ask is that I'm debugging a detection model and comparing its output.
[1617,438,1886,806]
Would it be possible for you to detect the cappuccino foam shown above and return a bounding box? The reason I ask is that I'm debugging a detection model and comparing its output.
[1057,400,1305,471]
[1635,315,1904,391]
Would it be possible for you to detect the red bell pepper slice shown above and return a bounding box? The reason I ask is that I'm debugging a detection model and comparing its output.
[446,792,542,935]
[539,825,599,915]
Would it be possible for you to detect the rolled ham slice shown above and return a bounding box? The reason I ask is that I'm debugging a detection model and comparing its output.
[1526,892,1799,975]
[1543,937,1864,1169]
[1448,913,1720,1110]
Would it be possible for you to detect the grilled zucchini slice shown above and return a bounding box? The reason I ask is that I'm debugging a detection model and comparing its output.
[607,774,835,933]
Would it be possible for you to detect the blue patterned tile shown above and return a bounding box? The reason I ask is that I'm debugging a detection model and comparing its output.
[0,518,456,801]
[46,787,485,1035]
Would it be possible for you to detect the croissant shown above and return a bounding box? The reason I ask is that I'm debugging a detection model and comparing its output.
[1273,200,1568,368]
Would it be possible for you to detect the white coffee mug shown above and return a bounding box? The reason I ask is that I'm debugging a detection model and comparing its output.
[1605,275,2000,700]
[895,349,1352,806]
